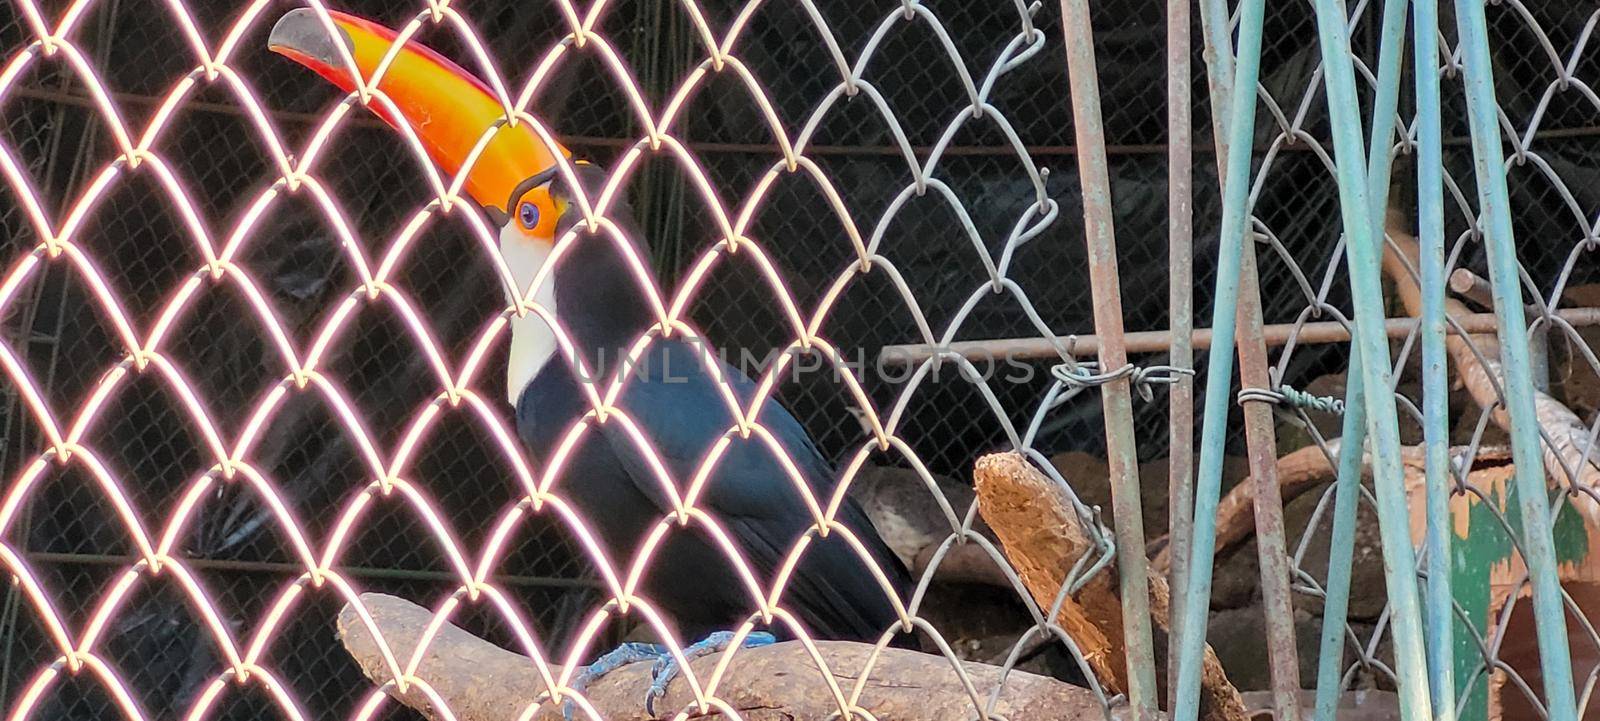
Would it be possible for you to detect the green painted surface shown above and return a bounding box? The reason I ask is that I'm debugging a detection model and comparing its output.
[1447,477,1590,721]
[1450,507,1501,721]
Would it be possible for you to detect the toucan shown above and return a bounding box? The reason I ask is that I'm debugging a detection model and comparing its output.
[268,8,914,713]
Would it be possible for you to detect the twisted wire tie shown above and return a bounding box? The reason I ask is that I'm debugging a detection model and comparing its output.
[1236,384,1346,415]
[1051,362,1195,402]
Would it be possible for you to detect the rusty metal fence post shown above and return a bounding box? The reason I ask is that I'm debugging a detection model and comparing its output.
[1057,0,1158,715]
[1164,0,1196,700]
[1191,0,1304,710]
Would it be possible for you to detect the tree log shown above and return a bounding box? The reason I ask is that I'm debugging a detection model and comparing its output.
[972,452,1245,721]
[335,592,1128,720]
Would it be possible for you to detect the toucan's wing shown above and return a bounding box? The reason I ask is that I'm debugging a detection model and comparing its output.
[596,339,912,642]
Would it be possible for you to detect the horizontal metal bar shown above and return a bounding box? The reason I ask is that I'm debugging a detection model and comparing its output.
[877,307,1600,363]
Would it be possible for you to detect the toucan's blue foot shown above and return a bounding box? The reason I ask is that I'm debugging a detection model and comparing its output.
[563,642,667,721]
[644,631,777,716]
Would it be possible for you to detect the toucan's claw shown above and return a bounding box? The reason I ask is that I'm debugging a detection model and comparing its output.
[643,631,777,717]
[562,642,667,721]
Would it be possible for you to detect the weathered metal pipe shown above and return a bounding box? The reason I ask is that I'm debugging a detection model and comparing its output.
[1312,0,1409,716]
[1453,0,1579,717]
[1056,0,1157,713]
[1164,0,1196,699]
[1307,0,1433,716]
[1310,354,1368,721]
[1170,0,1268,715]
[875,308,1600,364]
[1412,0,1457,715]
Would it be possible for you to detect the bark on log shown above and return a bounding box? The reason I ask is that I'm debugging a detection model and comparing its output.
[335,592,1126,720]
[972,452,1246,721]
[1382,212,1600,526]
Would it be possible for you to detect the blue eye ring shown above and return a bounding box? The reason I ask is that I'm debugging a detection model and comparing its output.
[516,201,540,230]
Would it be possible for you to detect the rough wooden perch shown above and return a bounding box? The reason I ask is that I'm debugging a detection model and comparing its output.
[973,452,1246,721]
[335,593,1127,720]
[1148,443,1338,574]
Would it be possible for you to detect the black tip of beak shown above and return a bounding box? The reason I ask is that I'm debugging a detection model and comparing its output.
[268,8,353,66]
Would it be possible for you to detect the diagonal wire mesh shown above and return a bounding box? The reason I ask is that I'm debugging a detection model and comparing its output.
[0,0,1142,719]
[0,0,1597,720]
[1195,1,1600,719]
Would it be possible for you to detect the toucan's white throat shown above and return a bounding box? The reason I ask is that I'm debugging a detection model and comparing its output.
[501,223,558,405]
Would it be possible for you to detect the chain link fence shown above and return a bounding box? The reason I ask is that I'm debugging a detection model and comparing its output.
[1255,3,1600,719]
[0,0,1594,719]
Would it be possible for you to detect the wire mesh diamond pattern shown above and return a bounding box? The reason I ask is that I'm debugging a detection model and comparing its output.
[0,0,1596,720]
[0,0,1145,719]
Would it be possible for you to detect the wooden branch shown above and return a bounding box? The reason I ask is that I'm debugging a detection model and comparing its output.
[335,593,1123,721]
[1149,443,1341,575]
[1448,267,1494,309]
[1151,442,1513,575]
[1382,212,1600,526]
[973,452,1246,721]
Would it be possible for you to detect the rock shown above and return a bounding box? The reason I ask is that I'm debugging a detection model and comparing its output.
[1296,373,1349,443]
[1206,606,1325,692]
[913,582,1090,685]
[1240,689,1400,720]
[850,465,1011,587]
[1210,538,1264,610]
[1340,620,1396,693]
[1282,480,1388,623]
[1205,606,1274,691]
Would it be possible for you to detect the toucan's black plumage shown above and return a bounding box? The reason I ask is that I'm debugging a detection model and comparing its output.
[266,5,913,654]
[518,165,914,645]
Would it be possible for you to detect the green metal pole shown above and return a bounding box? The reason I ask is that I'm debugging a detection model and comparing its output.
[1452,1,1579,718]
[1311,359,1366,721]
[1171,0,1267,716]
[1311,0,1406,715]
[1306,0,1433,718]
[1412,0,1457,717]
[1360,0,1406,256]
[1174,0,1229,708]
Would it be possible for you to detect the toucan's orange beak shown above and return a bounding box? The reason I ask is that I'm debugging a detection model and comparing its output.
[268,8,568,219]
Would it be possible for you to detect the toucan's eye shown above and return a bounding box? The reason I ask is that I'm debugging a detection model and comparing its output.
[517,201,540,231]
